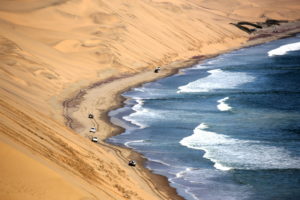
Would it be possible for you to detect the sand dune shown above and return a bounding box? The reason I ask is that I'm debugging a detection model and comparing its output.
[1,0,300,199]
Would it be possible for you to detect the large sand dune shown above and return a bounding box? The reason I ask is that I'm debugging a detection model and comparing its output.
[1,0,300,199]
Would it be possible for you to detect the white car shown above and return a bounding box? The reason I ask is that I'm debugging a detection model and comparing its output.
[90,127,96,133]
[91,137,98,143]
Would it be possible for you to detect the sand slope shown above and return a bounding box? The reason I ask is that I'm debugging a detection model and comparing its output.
[0,140,92,200]
[0,0,300,199]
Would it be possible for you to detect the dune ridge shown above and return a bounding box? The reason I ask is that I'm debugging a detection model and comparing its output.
[1,0,300,199]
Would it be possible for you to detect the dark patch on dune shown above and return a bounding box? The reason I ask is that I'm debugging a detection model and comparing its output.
[231,19,289,34]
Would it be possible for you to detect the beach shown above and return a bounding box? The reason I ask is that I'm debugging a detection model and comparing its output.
[1,0,300,199]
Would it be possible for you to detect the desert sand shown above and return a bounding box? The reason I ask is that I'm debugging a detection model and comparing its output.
[1,0,300,199]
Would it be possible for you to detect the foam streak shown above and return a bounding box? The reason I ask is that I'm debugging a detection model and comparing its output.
[268,41,300,56]
[217,97,232,111]
[180,123,300,170]
[178,69,255,93]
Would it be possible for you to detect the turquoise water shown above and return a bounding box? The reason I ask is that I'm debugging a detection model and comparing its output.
[108,35,300,200]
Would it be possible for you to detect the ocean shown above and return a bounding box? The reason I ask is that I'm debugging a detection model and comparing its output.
[108,35,300,200]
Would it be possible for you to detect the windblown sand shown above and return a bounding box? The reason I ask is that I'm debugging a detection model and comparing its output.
[1,0,300,199]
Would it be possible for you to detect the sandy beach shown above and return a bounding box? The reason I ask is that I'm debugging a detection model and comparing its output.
[1,0,300,199]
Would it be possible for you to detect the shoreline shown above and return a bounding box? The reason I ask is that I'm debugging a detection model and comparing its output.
[63,21,300,200]
[63,58,201,200]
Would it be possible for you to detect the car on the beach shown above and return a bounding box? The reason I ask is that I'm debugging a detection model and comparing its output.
[90,127,96,133]
[91,137,98,143]
[128,160,136,167]
[88,114,94,119]
[154,67,161,73]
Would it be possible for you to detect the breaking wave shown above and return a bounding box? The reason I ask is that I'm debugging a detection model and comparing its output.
[124,140,146,147]
[217,97,232,111]
[178,69,255,93]
[180,123,300,171]
[148,158,171,167]
[123,99,148,128]
[268,41,300,56]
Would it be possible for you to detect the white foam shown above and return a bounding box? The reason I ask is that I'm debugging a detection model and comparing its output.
[171,168,252,200]
[132,99,145,112]
[180,123,238,147]
[176,167,194,178]
[217,97,232,111]
[123,116,147,129]
[133,87,145,92]
[124,140,145,147]
[123,116,148,129]
[192,64,210,70]
[124,99,184,128]
[268,41,300,56]
[180,123,300,170]
[198,123,209,129]
[123,99,148,129]
[178,69,255,93]
[184,188,199,200]
[148,158,171,167]
[214,162,233,171]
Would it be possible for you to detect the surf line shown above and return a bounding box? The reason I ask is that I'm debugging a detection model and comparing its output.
[268,41,300,56]
[179,123,233,171]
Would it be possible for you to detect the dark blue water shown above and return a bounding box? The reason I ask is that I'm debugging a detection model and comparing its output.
[108,35,300,200]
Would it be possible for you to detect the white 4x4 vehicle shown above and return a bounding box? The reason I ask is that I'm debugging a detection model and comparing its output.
[90,127,96,133]
[91,137,98,143]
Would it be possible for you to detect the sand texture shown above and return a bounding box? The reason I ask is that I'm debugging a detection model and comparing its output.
[1,0,300,199]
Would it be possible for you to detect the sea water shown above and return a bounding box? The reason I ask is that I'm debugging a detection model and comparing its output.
[108,35,300,200]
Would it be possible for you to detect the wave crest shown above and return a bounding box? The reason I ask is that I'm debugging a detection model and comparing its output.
[178,69,255,93]
[268,42,300,56]
[217,97,232,111]
[123,99,148,129]
[180,123,300,170]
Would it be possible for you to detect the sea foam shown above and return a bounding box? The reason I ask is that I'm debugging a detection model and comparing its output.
[123,99,165,129]
[217,97,232,111]
[124,140,145,147]
[178,69,255,93]
[175,167,194,178]
[148,158,171,167]
[123,99,148,128]
[180,123,300,170]
[268,41,300,56]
